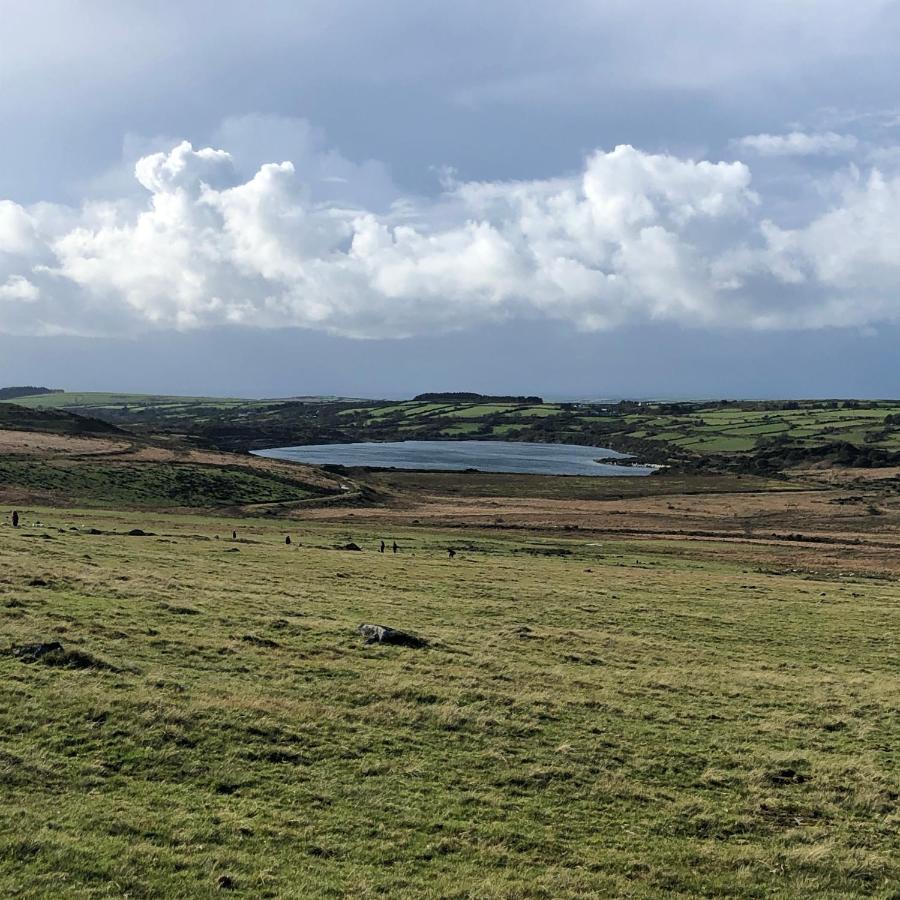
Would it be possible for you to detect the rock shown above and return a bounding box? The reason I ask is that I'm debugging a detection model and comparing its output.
[342,542,362,551]
[127,528,154,537]
[28,578,48,587]
[358,623,427,648]
[11,641,64,662]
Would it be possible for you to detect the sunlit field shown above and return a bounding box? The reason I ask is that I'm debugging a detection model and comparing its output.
[2,506,896,897]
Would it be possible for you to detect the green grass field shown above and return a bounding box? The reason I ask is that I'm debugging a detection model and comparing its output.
[0,460,325,508]
[1,506,896,898]
[11,392,270,411]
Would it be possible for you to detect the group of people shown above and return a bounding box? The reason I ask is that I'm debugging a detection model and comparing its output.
[229,527,404,555]
[10,513,457,559]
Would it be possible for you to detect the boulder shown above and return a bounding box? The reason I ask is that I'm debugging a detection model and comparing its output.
[358,623,427,648]
[11,641,63,662]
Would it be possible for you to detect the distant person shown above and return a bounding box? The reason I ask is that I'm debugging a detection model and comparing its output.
[380,541,385,553]
[392,541,399,554]
[232,530,237,540]
[448,548,455,559]
[285,535,291,545]
[12,511,19,528]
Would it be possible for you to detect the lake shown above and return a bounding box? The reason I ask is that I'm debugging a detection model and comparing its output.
[253,440,654,476]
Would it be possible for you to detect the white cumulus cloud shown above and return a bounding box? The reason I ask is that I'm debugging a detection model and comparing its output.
[1,136,900,338]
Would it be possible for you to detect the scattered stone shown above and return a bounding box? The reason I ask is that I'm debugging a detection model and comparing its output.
[28,578,48,587]
[127,529,154,537]
[342,542,362,551]
[358,623,427,648]
[225,547,240,553]
[217,874,236,891]
[11,641,63,662]
[86,528,104,535]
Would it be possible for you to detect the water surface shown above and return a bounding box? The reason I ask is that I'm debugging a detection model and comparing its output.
[254,440,653,476]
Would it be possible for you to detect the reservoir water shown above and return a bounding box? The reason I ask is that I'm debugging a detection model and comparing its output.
[253,440,654,476]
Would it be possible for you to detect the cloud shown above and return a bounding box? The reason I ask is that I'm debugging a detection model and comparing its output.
[0,276,38,303]
[1,135,900,338]
[733,131,859,157]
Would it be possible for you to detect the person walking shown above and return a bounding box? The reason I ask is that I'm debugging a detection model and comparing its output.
[12,511,19,528]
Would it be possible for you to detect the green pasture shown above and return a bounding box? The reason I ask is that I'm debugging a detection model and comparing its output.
[0,506,896,897]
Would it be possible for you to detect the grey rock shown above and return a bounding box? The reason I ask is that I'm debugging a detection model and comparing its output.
[358,623,427,648]
[11,641,64,662]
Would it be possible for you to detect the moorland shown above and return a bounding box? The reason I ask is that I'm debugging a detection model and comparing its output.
[0,392,897,898]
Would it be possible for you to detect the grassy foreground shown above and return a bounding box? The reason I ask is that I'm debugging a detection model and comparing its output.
[1,507,897,898]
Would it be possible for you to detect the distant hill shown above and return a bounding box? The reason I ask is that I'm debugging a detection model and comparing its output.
[413,392,544,404]
[0,386,61,401]
[0,401,126,437]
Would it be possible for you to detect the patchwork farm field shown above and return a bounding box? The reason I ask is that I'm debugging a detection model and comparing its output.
[10,392,900,466]
[1,501,898,898]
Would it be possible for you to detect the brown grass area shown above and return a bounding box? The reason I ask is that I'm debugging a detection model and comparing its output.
[298,474,900,579]
[0,426,339,489]
[0,430,131,456]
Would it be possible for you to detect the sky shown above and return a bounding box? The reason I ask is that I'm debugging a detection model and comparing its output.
[2,0,900,398]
